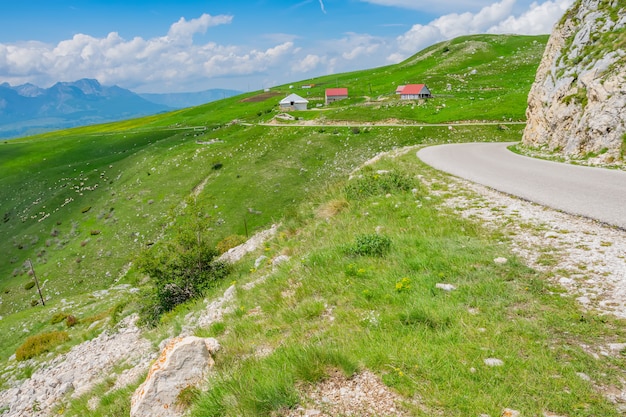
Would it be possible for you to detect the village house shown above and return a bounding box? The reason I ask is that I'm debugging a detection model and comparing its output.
[325,88,349,105]
[398,84,432,100]
[279,93,309,111]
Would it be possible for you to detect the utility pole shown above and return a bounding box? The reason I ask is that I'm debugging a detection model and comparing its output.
[27,259,45,306]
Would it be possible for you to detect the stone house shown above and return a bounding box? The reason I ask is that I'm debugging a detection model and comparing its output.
[399,84,432,99]
[325,88,349,104]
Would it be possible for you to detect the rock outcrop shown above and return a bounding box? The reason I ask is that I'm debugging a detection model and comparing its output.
[0,314,154,417]
[130,336,220,417]
[523,0,626,163]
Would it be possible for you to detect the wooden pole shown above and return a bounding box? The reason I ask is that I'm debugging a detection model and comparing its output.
[27,259,45,306]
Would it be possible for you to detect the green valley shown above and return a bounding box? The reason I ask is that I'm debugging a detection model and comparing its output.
[2,34,625,416]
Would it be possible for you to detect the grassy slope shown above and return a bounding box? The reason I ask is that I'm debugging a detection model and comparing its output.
[3,34,624,416]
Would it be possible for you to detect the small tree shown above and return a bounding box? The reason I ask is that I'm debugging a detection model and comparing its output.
[137,198,230,326]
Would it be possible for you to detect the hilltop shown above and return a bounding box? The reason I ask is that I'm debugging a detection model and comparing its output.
[2,33,626,417]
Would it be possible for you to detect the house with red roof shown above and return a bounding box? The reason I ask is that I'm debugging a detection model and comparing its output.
[398,84,432,100]
[325,88,349,104]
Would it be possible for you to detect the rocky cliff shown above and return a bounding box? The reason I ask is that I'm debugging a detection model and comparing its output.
[523,0,626,163]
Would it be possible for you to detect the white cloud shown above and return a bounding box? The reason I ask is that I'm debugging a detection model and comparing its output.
[392,0,571,59]
[167,13,233,43]
[292,54,324,73]
[488,0,573,34]
[288,32,385,76]
[0,13,299,92]
[338,33,382,60]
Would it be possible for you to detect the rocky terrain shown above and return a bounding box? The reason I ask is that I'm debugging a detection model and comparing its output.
[523,0,626,163]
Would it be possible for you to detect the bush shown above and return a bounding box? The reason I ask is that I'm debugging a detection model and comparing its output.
[24,281,36,291]
[216,235,248,254]
[138,245,230,326]
[345,234,392,257]
[137,199,233,326]
[50,312,68,324]
[16,331,69,361]
[344,170,414,200]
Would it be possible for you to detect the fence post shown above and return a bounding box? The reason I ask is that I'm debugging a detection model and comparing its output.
[27,259,45,306]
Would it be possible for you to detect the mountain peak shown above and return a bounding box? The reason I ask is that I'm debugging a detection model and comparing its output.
[15,83,45,97]
[55,78,103,95]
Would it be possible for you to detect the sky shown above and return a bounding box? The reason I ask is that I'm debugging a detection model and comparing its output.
[0,0,574,94]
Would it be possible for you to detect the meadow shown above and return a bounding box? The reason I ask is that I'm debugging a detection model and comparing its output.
[3,34,625,416]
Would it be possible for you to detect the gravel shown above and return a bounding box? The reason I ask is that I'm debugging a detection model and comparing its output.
[437,176,626,319]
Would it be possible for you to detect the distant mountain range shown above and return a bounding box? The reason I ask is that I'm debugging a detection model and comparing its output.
[0,79,242,139]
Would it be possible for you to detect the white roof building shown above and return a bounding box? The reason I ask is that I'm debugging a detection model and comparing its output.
[279,93,309,111]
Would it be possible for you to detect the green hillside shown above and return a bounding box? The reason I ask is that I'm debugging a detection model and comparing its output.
[2,34,625,416]
[0,34,547,319]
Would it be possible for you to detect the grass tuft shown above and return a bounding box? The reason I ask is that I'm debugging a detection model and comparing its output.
[345,233,392,257]
[15,331,70,361]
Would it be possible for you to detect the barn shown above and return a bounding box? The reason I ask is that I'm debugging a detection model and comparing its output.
[399,84,432,100]
[279,93,309,111]
[325,88,349,104]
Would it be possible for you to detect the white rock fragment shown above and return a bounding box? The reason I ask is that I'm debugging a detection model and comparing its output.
[494,257,508,265]
[254,255,268,268]
[272,255,290,267]
[576,372,591,381]
[435,283,456,291]
[483,358,504,367]
[607,343,626,353]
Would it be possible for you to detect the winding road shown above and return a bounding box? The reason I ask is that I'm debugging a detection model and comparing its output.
[417,142,626,229]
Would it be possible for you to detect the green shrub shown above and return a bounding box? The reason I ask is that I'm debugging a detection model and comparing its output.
[344,170,414,200]
[138,247,230,326]
[15,331,69,361]
[50,312,69,324]
[345,234,392,257]
[24,281,36,291]
[216,235,247,254]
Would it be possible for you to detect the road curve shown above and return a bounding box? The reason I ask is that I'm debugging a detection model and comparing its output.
[417,142,626,229]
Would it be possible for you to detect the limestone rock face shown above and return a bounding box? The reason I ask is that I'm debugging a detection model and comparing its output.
[523,0,626,163]
[130,336,220,417]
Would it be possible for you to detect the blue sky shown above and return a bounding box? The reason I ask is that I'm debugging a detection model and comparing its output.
[0,0,573,93]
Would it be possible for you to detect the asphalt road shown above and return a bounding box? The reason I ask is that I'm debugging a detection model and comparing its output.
[417,142,626,229]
